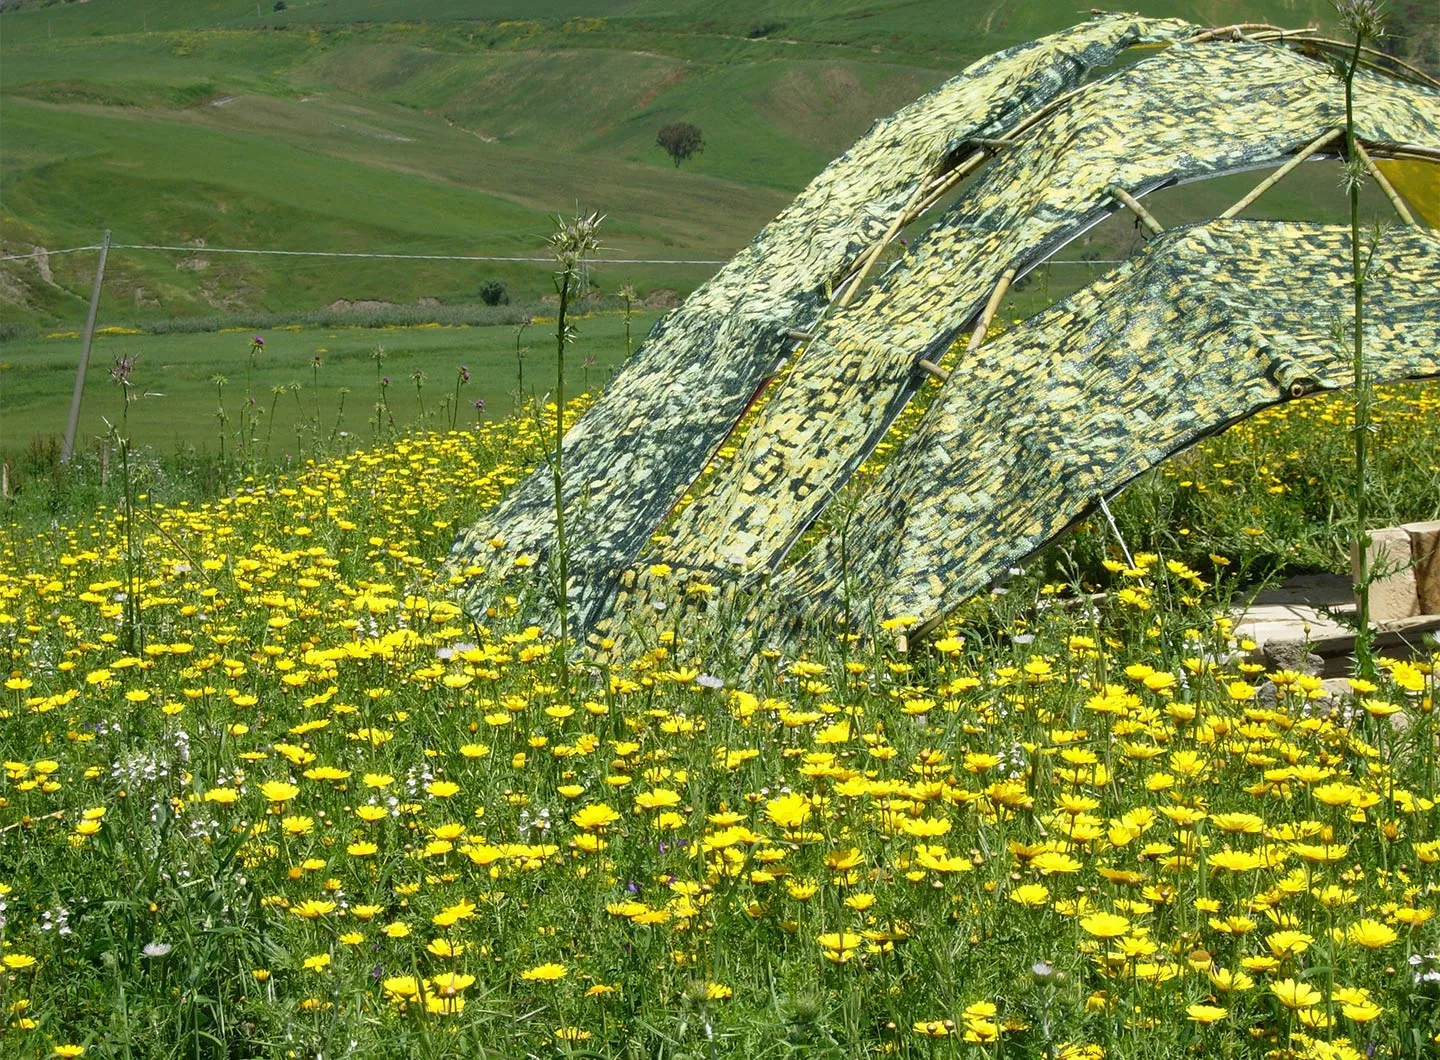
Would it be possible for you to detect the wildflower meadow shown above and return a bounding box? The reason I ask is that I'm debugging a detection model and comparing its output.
[1,362,1437,1059]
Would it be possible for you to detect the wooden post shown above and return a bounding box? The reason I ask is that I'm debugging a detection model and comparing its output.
[836,179,930,307]
[1219,129,1341,218]
[61,230,111,464]
[966,266,1017,352]
[917,359,950,382]
[1107,187,1164,237]
[1353,140,1418,227]
[1,461,9,501]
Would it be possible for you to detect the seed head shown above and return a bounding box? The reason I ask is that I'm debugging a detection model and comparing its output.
[549,211,604,271]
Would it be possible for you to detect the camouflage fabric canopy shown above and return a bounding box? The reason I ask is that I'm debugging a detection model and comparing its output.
[755,220,1440,641]
[450,13,1440,644]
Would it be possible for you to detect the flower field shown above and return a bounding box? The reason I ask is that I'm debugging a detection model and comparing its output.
[1,386,1438,1059]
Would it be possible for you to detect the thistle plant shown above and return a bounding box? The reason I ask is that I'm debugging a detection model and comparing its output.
[451,365,470,430]
[108,354,142,652]
[212,375,229,462]
[310,354,324,438]
[1337,0,1385,677]
[514,318,531,398]
[412,369,427,420]
[264,384,285,458]
[619,283,637,360]
[241,335,264,456]
[330,386,350,445]
[547,210,604,699]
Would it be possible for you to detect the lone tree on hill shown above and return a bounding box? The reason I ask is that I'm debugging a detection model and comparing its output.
[656,122,705,167]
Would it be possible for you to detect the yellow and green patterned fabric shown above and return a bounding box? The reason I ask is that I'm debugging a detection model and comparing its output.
[610,43,1439,629]
[451,15,1440,643]
[754,221,1440,639]
[449,13,1196,622]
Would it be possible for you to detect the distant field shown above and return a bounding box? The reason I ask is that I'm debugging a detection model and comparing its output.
[4,0,1431,332]
[0,312,659,460]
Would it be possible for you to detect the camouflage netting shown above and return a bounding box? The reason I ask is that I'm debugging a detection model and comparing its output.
[450,13,1440,645]
[450,12,1197,620]
[755,220,1440,640]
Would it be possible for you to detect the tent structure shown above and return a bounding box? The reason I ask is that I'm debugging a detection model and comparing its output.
[450,13,1440,645]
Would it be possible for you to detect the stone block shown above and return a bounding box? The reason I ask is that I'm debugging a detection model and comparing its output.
[1352,527,1419,622]
[1401,519,1440,615]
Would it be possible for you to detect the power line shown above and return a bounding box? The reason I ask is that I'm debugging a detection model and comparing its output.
[0,245,104,262]
[0,243,728,265]
[1,242,1126,266]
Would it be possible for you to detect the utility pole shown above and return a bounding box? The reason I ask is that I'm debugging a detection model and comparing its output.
[61,231,111,464]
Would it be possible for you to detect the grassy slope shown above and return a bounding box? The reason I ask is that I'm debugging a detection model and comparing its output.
[0,311,661,459]
[6,0,1415,329]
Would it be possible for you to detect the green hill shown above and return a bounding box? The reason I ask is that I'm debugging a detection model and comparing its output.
[1,0,1435,332]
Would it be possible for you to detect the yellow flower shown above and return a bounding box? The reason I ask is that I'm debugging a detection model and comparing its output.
[816,932,863,963]
[1346,919,1397,949]
[53,1048,87,1058]
[426,780,460,798]
[571,803,621,831]
[1009,884,1050,907]
[765,792,812,831]
[260,781,300,803]
[1266,930,1314,958]
[1341,998,1383,1022]
[302,953,331,972]
[291,899,336,919]
[1186,1003,1226,1024]
[521,962,568,982]
[1079,912,1130,939]
[1031,851,1083,875]
[1270,978,1321,1009]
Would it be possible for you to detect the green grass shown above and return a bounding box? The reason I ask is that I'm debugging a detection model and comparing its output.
[4,0,1432,332]
[0,311,659,463]
[0,383,1437,1058]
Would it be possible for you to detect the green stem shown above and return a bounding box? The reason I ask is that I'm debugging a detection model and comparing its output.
[554,267,572,702]
[1344,34,1375,680]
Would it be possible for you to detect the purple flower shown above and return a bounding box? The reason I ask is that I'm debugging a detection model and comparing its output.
[473,399,486,411]
[109,355,137,385]
[251,336,265,347]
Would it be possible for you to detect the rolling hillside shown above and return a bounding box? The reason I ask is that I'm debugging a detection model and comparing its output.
[1,0,1435,332]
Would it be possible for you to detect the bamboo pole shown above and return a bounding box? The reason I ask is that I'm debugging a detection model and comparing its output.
[1353,140,1418,227]
[1184,22,1291,42]
[916,359,950,383]
[1291,35,1440,88]
[1362,142,1440,163]
[61,230,111,464]
[836,179,932,307]
[1007,84,1090,142]
[1107,187,1164,237]
[834,145,995,308]
[966,266,1018,352]
[907,149,990,220]
[1219,128,1342,218]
